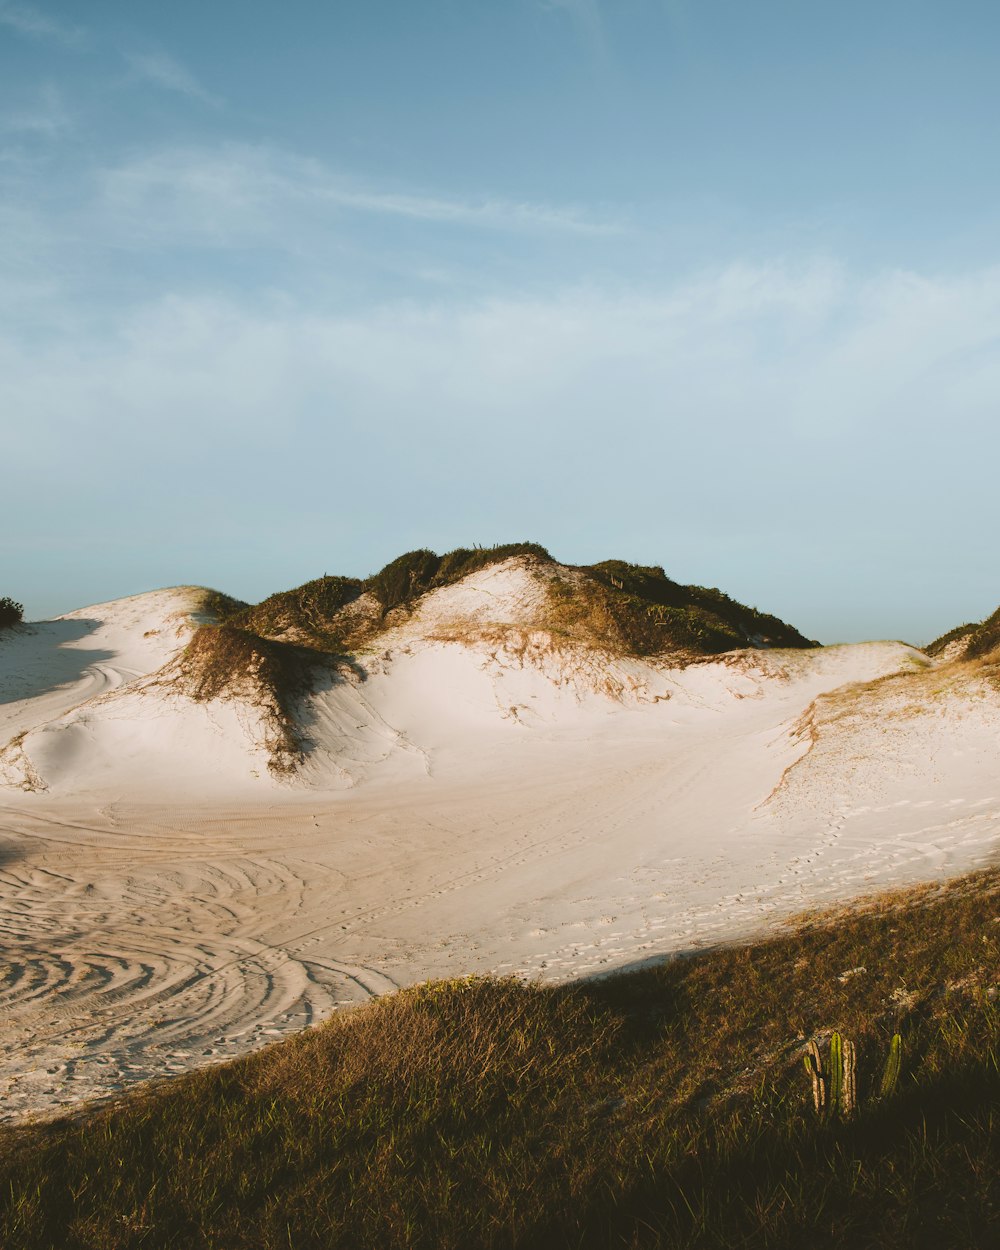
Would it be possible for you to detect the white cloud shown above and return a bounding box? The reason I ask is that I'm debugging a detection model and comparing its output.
[0,0,85,46]
[4,259,1000,472]
[3,257,1000,637]
[124,51,221,107]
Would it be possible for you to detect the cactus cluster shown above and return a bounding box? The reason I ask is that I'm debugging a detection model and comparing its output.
[804,1032,901,1118]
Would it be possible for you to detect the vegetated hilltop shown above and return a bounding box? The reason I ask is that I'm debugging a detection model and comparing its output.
[0,551,825,793]
[150,545,817,778]
[208,542,818,659]
[926,604,1000,664]
[2,868,998,1249]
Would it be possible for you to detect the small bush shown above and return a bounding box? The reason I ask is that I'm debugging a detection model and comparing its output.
[368,549,442,615]
[0,596,23,628]
[367,543,552,616]
[963,605,1000,659]
[233,576,365,649]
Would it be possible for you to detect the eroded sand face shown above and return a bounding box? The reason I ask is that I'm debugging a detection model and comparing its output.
[1,578,999,1122]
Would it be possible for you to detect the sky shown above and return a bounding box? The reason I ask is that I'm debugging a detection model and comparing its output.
[2,0,999,643]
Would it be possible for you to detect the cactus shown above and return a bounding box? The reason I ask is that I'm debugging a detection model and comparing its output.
[828,1033,844,1112]
[803,1039,826,1115]
[805,1032,902,1119]
[880,1033,903,1099]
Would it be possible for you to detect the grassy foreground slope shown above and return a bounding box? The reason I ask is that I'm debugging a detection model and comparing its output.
[2,872,999,1248]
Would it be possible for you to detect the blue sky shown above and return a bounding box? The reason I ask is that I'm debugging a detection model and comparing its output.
[2,0,999,642]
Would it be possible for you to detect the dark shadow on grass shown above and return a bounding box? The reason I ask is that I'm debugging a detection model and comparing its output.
[512,1052,1000,1250]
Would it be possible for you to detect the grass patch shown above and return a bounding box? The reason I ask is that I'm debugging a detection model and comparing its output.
[163,624,331,774]
[2,870,999,1247]
[228,576,367,651]
[964,605,1000,660]
[195,588,250,624]
[547,560,817,657]
[927,604,1000,660]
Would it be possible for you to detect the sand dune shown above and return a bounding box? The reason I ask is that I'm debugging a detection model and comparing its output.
[1,564,998,1121]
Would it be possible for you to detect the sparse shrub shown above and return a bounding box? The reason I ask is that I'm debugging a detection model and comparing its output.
[0,596,23,628]
[963,605,1000,660]
[367,543,553,616]
[926,605,1000,660]
[432,542,551,587]
[542,560,817,657]
[198,589,249,623]
[233,575,365,649]
[169,625,325,773]
[367,549,442,615]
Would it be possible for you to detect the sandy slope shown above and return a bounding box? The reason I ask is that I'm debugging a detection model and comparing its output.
[1,567,998,1122]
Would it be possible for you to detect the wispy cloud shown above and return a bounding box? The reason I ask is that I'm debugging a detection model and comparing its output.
[124,51,221,108]
[0,0,86,46]
[312,180,617,233]
[97,145,622,242]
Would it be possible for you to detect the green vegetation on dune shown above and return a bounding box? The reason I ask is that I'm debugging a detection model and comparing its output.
[567,559,817,655]
[3,871,999,1248]
[964,605,1000,660]
[215,543,815,662]
[195,588,250,623]
[215,546,553,653]
[926,605,1000,660]
[167,624,330,772]
[227,575,366,651]
[367,543,552,616]
[925,622,979,656]
[155,546,815,777]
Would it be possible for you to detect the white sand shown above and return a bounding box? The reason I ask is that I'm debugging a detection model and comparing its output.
[1,563,998,1122]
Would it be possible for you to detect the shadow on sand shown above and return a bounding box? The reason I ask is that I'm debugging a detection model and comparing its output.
[0,619,114,707]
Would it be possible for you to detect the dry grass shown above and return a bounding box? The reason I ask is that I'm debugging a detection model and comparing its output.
[927,603,1000,661]
[541,560,817,658]
[155,625,333,774]
[2,869,999,1247]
